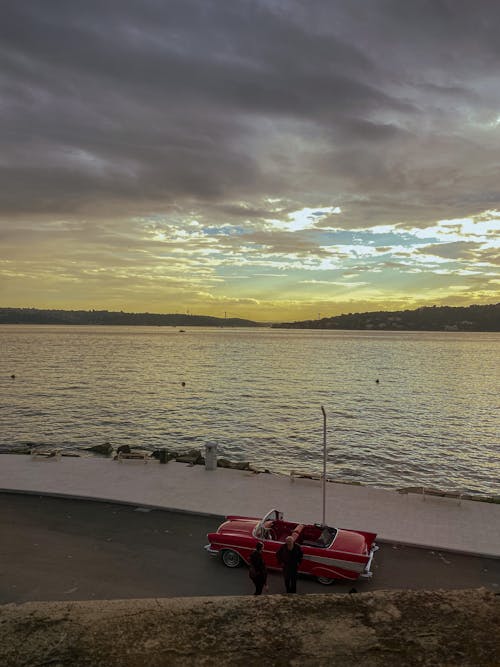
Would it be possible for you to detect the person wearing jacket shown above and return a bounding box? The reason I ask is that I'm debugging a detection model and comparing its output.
[249,542,268,595]
[276,535,303,593]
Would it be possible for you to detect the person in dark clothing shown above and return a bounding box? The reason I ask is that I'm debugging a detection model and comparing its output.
[249,542,268,595]
[276,536,303,593]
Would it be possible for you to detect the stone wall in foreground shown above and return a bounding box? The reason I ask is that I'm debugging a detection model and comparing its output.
[1,589,499,666]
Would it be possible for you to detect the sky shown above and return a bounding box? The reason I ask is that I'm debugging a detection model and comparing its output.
[1,0,499,322]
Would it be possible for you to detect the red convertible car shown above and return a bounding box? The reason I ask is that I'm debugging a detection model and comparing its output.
[205,509,378,584]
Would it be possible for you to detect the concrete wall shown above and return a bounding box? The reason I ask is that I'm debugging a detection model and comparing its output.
[1,589,498,666]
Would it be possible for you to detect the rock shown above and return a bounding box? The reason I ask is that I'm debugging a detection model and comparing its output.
[175,448,203,465]
[87,442,113,456]
[152,449,179,462]
[217,458,251,471]
[175,455,196,464]
[116,445,131,455]
[0,446,31,455]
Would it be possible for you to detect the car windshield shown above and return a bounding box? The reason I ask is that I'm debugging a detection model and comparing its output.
[253,522,265,539]
[253,510,282,540]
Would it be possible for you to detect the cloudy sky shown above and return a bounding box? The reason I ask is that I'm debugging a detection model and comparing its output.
[1,0,499,321]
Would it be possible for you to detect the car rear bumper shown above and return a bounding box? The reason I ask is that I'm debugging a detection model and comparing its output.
[360,543,379,579]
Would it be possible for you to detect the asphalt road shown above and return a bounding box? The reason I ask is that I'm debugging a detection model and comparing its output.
[1,493,498,603]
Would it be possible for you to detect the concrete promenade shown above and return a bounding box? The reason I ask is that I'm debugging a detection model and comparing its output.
[0,455,499,558]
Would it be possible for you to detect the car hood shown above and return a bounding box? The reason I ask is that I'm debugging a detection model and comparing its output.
[218,518,258,536]
[332,529,369,554]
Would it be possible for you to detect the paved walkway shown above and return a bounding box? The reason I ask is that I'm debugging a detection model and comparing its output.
[1,455,499,557]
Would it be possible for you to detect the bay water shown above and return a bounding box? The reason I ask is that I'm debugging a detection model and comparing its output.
[1,325,498,495]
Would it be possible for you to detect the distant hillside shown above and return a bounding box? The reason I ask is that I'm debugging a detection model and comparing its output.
[272,303,500,331]
[0,308,260,328]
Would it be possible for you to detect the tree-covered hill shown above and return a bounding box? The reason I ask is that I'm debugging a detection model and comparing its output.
[0,308,260,328]
[272,303,500,331]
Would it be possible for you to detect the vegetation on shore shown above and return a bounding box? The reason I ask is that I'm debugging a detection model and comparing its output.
[272,303,500,331]
[1,303,499,330]
[0,307,260,328]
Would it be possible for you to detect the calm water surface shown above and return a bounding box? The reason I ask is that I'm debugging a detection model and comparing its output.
[1,325,498,494]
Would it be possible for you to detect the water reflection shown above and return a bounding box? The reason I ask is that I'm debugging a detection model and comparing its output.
[1,325,498,494]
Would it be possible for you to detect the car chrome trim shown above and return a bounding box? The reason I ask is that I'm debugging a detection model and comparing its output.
[360,544,379,578]
[204,544,218,556]
[209,540,250,562]
[303,554,366,574]
[323,546,374,557]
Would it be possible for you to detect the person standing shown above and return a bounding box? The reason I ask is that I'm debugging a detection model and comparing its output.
[276,536,303,593]
[249,542,268,595]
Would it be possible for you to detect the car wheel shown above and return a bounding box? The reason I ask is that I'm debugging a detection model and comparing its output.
[222,549,241,568]
[316,576,335,585]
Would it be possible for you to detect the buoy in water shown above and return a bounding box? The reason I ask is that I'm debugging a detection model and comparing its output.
[11,374,15,379]
[181,381,186,387]
[375,379,380,383]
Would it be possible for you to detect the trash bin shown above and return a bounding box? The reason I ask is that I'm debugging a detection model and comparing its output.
[159,448,167,464]
[205,442,217,471]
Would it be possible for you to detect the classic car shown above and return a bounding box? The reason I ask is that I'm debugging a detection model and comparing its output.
[205,508,378,584]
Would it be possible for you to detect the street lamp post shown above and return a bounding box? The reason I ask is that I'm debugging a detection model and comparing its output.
[321,405,327,525]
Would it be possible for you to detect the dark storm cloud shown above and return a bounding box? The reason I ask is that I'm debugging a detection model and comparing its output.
[1,0,500,224]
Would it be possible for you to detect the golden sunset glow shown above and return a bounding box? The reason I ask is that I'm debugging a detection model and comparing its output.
[1,2,499,321]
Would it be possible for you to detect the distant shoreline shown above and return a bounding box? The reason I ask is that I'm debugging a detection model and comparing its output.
[1,303,498,331]
[0,307,261,328]
[272,302,500,332]
[1,322,499,333]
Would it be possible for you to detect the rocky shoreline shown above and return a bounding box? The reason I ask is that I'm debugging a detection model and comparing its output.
[1,443,499,505]
[0,442,262,472]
